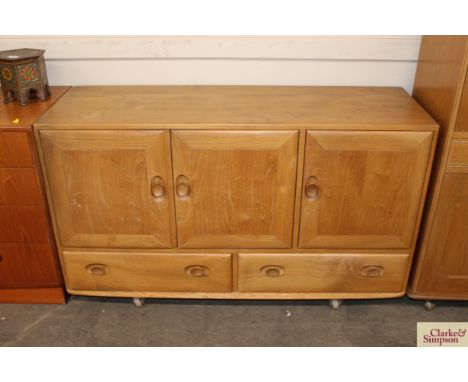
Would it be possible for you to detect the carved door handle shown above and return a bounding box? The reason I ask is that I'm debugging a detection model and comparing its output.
[151,176,166,199]
[260,265,285,277]
[176,175,191,198]
[304,176,320,200]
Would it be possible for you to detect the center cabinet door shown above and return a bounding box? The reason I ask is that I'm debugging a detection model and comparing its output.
[171,130,298,248]
[40,130,175,248]
[299,130,433,249]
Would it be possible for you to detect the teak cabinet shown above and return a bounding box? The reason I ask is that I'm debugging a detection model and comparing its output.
[34,86,438,302]
[0,87,69,304]
[409,36,468,304]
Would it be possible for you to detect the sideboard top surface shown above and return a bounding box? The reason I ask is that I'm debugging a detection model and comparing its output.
[35,86,437,130]
[0,87,70,130]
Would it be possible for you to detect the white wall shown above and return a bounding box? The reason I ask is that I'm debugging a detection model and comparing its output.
[0,36,421,93]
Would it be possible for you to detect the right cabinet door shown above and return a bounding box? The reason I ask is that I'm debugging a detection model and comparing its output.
[299,130,433,249]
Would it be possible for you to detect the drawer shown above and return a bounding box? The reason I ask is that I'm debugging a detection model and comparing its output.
[447,139,468,172]
[63,251,232,292]
[238,253,409,293]
[0,243,60,288]
[0,168,43,205]
[0,206,50,243]
[0,132,35,168]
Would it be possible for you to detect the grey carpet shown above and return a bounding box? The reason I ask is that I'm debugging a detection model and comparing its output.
[1,296,467,346]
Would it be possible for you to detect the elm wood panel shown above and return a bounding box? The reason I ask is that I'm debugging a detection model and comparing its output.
[0,168,43,205]
[0,87,70,129]
[299,130,433,249]
[0,287,65,304]
[0,205,50,243]
[35,86,437,129]
[0,243,61,287]
[413,36,467,144]
[237,253,409,293]
[0,132,35,167]
[40,130,176,249]
[68,290,404,300]
[455,71,468,133]
[171,130,298,248]
[447,139,468,172]
[62,251,232,293]
[412,173,468,296]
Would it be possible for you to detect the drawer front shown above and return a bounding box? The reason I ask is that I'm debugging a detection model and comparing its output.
[447,140,468,173]
[0,243,60,288]
[0,168,43,205]
[63,251,232,292]
[238,253,409,293]
[0,132,35,168]
[0,206,50,243]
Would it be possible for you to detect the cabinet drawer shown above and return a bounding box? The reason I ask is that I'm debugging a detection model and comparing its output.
[0,168,43,205]
[447,140,468,172]
[0,206,50,243]
[238,253,409,293]
[0,132,35,168]
[63,251,232,292]
[0,243,60,288]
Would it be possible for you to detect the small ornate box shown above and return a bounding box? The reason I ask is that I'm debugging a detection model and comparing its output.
[0,48,50,106]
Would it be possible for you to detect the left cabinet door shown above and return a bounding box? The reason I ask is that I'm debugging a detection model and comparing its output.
[40,130,176,248]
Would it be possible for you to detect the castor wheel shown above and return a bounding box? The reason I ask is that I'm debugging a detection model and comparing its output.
[133,297,146,307]
[329,299,343,309]
[424,300,436,311]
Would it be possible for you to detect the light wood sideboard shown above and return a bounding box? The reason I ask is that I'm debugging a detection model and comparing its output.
[33,86,438,306]
[409,36,468,309]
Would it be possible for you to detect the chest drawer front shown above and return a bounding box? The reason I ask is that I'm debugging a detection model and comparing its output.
[447,140,468,172]
[0,205,50,243]
[0,168,43,205]
[0,132,35,168]
[63,251,232,293]
[0,243,60,287]
[238,253,409,293]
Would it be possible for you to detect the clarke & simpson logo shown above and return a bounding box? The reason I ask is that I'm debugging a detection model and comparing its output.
[417,323,468,347]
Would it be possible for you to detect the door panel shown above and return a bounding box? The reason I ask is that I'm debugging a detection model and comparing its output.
[40,130,175,248]
[416,173,468,295]
[172,130,298,248]
[299,130,432,249]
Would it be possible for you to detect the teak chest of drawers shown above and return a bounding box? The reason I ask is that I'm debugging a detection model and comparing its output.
[34,86,438,304]
[0,86,69,304]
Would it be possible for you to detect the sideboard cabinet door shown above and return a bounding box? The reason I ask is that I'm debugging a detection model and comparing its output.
[172,130,298,248]
[40,130,175,248]
[299,130,433,249]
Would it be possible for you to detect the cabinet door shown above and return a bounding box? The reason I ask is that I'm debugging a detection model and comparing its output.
[172,130,298,248]
[40,130,175,248]
[415,174,468,296]
[299,131,432,249]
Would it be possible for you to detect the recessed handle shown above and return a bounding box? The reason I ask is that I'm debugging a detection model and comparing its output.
[185,265,209,277]
[260,265,285,277]
[150,176,165,199]
[304,176,320,200]
[0,255,3,263]
[360,265,385,277]
[86,263,109,276]
[176,175,191,198]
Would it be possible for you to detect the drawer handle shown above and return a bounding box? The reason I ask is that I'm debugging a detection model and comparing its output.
[260,265,285,277]
[0,255,3,263]
[304,176,320,200]
[185,265,209,277]
[360,265,385,277]
[86,264,109,276]
[150,176,166,199]
[176,175,191,198]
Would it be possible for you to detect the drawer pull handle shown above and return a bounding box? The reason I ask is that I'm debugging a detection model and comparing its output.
[185,265,209,277]
[151,176,165,199]
[360,265,385,277]
[304,176,320,200]
[176,175,191,198]
[260,265,285,277]
[86,264,109,276]
[0,255,3,263]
